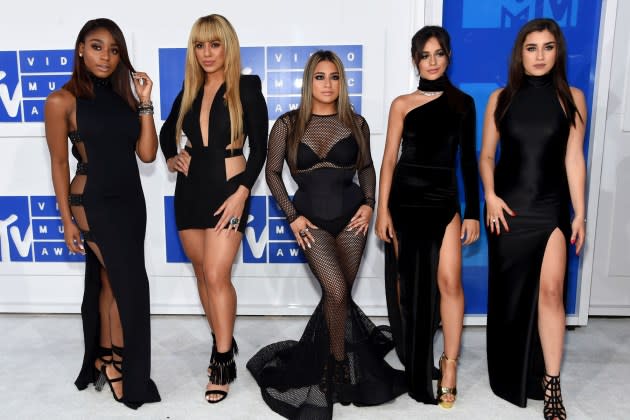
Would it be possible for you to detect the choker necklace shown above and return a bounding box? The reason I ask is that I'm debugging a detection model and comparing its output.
[418,90,442,96]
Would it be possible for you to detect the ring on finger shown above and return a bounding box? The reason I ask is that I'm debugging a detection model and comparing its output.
[299,229,308,238]
[491,218,497,223]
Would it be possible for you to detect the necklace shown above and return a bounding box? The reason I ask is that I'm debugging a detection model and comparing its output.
[418,90,442,97]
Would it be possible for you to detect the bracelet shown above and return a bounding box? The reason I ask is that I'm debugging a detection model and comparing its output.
[138,99,152,107]
[138,101,154,115]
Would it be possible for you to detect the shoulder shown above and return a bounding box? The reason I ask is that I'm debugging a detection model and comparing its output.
[485,88,504,109]
[273,109,297,128]
[389,92,416,116]
[352,112,368,128]
[46,88,74,108]
[239,74,262,91]
[569,86,586,104]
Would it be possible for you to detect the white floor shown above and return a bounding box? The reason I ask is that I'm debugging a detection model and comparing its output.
[0,314,627,419]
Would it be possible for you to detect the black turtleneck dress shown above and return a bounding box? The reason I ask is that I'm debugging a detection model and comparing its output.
[385,79,480,404]
[70,77,160,407]
[486,74,571,407]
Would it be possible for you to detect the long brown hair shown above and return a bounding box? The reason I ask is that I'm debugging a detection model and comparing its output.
[175,14,243,148]
[63,18,137,109]
[287,50,368,170]
[494,18,581,127]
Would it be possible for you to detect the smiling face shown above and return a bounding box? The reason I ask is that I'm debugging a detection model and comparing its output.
[417,36,448,80]
[311,60,340,114]
[79,28,120,78]
[521,29,557,76]
[194,39,226,76]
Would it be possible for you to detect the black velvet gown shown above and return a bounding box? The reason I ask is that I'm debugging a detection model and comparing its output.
[70,77,160,407]
[385,80,480,403]
[248,111,406,420]
[486,74,571,407]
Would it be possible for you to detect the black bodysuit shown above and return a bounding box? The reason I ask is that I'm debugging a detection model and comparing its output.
[486,74,572,407]
[69,76,160,407]
[160,75,268,232]
[247,111,406,420]
[385,82,480,403]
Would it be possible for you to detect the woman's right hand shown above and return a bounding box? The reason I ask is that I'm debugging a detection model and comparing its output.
[166,149,191,175]
[485,193,515,235]
[375,209,395,243]
[64,222,85,255]
[290,216,318,250]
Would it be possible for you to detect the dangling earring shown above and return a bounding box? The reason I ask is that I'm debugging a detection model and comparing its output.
[79,53,83,58]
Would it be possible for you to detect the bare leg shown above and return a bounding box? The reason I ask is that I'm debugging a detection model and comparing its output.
[202,229,242,401]
[96,266,113,370]
[179,229,214,331]
[437,214,464,404]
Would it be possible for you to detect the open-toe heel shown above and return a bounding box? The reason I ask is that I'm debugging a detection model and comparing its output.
[437,353,458,409]
[205,338,238,404]
[94,346,112,392]
[543,373,567,420]
[102,345,124,403]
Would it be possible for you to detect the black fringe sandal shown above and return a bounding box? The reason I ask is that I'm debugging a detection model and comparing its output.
[205,335,238,404]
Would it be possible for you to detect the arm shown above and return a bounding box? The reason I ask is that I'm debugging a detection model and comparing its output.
[265,116,299,222]
[239,75,269,190]
[347,116,375,235]
[479,88,514,235]
[132,71,158,162]
[458,96,480,244]
[375,97,404,242]
[566,87,587,254]
[44,91,83,254]
[159,90,190,174]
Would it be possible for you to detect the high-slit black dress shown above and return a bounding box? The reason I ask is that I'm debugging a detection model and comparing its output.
[486,74,571,407]
[70,76,160,407]
[248,111,406,420]
[385,80,479,404]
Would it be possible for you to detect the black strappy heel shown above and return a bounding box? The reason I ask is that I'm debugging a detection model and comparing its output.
[543,373,567,420]
[94,346,112,391]
[102,345,124,403]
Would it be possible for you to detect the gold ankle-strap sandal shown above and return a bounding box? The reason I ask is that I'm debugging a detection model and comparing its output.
[437,353,458,409]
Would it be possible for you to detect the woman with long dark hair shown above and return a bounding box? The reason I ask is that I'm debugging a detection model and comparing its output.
[44,18,160,409]
[480,18,586,420]
[375,26,480,408]
[248,50,405,420]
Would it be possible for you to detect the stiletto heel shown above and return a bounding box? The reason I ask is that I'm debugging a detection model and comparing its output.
[205,337,238,404]
[437,353,458,409]
[543,373,566,420]
[103,345,124,403]
[94,346,112,391]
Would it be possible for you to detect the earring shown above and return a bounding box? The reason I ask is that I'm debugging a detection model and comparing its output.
[79,53,83,58]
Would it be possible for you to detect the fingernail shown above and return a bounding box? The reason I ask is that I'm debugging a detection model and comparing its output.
[308,243,312,249]
[571,239,575,244]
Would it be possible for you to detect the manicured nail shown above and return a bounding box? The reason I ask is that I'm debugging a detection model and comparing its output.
[571,239,575,244]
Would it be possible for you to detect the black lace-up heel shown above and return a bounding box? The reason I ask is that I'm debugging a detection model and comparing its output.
[543,373,567,420]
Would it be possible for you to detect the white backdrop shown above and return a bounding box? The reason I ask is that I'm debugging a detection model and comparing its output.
[0,0,429,315]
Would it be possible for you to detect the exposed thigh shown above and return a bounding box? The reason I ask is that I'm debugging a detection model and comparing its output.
[303,229,346,289]
[202,229,243,276]
[179,229,206,266]
[437,213,462,286]
[539,227,567,290]
[334,228,367,285]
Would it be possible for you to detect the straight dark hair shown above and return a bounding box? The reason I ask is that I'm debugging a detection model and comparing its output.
[287,50,369,171]
[63,18,137,110]
[494,18,581,127]
[411,25,451,70]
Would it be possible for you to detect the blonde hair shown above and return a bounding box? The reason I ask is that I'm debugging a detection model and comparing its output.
[175,14,243,147]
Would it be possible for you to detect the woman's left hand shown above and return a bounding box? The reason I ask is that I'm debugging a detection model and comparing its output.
[460,219,480,245]
[571,217,586,255]
[213,185,249,233]
[132,71,153,102]
[346,205,373,236]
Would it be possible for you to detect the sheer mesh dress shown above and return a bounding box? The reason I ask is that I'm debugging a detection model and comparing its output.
[247,112,406,419]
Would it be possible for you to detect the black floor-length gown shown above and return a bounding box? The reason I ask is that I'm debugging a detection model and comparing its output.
[70,76,160,407]
[486,74,571,407]
[248,111,406,420]
[385,81,479,403]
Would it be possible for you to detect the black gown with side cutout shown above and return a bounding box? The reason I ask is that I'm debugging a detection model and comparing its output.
[486,74,572,407]
[71,77,160,407]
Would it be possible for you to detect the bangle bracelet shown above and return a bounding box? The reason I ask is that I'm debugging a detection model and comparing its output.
[139,99,152,107]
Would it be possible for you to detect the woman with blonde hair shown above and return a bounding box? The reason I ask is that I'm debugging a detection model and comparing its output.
[160,13,268,403]
[248,50,405,420]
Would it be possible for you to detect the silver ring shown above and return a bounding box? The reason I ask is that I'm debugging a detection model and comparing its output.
[491,218,497,223]
[299,229,307,238]
[229,216,240,226]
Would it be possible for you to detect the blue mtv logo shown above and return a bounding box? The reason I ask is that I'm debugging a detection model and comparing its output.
[0,50,73,123]
[462,0,579,28]
[0,196,82,262]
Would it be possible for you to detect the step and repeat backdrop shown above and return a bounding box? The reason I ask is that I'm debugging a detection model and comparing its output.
[0,0,601,323]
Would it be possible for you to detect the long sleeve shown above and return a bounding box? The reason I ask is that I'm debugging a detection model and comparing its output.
[265,115,299,223]
[239,75,269,190]
[356,115,376,208]
[159,90,183,161]
[459,95,480,220]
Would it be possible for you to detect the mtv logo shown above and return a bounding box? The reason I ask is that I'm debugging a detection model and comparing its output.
[0,196,33,261]
[0,50,72,123]
[462,0,578,29]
